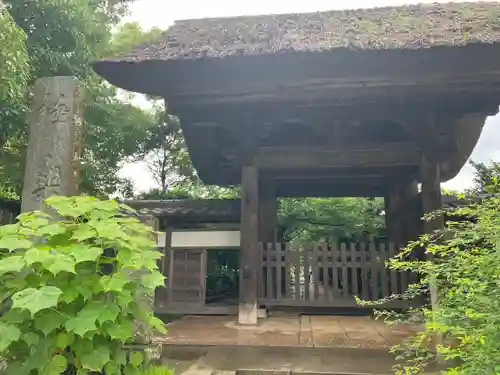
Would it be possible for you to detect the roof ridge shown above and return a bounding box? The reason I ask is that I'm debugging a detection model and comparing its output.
[172,2,500,24]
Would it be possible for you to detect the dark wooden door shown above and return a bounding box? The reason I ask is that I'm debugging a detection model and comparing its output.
[167,249,206,307]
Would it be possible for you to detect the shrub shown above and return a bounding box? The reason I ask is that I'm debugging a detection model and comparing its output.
[0,196,166,375]
[372,196,500,374]
[141,365,173,375]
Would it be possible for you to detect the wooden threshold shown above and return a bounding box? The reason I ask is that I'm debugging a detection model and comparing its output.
[155,303,237,315]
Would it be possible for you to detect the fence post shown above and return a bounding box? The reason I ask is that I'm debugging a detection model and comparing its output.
[21,76,83,213]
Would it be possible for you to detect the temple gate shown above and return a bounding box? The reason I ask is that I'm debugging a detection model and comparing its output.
[94,3,500,324]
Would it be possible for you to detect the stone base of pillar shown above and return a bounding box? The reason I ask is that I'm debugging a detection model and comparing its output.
[238,302,258,325]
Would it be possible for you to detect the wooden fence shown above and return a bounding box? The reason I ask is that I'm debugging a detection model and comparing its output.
[258,242,416,308]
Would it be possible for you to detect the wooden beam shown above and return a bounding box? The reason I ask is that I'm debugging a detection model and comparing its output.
[239,163,259,325]
[261,166,418,181]
[252,143,420,169]
[178,93,500,127]
[276,183,386,198]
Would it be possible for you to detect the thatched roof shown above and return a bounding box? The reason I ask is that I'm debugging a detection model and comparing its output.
[104,2,500,63]
[123,199,240,223]
[0,198,241,224]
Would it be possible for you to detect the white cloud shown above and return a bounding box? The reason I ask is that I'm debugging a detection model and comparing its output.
[119,0,500,194]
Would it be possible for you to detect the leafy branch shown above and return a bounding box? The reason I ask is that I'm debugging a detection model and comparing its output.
[0,196,166,375]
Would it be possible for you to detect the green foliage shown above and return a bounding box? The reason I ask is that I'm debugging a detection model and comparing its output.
[107,22,164,58]
[206,250,239,302]
[280,197,385,244]
[469,160,500,194]
[0,6,29,105]
[0,196,166,375]
[370,197,500,374]
[0,0,168,198]
[0,6,30,196]
[141,365,174,375]
[138,183,240,201]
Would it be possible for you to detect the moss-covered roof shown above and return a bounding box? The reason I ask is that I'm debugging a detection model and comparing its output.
[110,2,500,62]
[124,199,241,222]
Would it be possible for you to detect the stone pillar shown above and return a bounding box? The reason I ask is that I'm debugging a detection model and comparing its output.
[21,77,83,213]
[239,163,259,325]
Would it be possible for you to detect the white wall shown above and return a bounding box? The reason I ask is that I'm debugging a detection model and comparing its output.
[157,231,166,247]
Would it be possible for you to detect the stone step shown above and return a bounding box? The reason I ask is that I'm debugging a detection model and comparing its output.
[161,345,398,375]
[233,370,390,375]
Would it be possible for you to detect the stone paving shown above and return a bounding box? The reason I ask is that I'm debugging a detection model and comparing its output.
[154,314,418,350]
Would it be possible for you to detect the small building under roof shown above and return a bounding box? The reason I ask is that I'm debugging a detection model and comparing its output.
[94,2,500,324]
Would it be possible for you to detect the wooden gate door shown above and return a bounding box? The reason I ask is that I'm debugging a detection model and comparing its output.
[167,248,207,310]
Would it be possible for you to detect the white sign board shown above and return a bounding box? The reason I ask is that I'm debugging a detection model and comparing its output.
[170,230,241,248]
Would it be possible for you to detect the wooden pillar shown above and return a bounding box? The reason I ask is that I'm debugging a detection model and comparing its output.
[421,155,444,349]
[421,159,444,235]
[21,77,83,213]
[239,164,259,325]
[385,181,419,245]
[258,181,277,243]
[384,192,401,244]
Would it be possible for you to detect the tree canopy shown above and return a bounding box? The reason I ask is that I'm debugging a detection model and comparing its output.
[0,0,165,199]
[469,160,500,194]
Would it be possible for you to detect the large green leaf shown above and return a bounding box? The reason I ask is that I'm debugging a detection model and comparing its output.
[98,303,120,324]
[0,321,21,352]
[34,310,68,336]
[24,248,51,265]
[16,338,51,375]
[71,225,96,242]
[22,332,40,347]
[43,254,76,275]
[104,362,121,375]
[129,250,162,269]
[147,314,167,334]
[80,346,110,372]
[0,255,25,275]
[129,351,144,367]
[42,355,67,375]
[36,223,67,237]
[70,244,103,264]
[12,286,62,316]
[59,284,80,304]
[64,303,102,336]
[100,273,130,292]
[1,308,30,325]
[0,237,32,252]
[141,271,165,290]
[105,320,133,342]
[54,332,73,349]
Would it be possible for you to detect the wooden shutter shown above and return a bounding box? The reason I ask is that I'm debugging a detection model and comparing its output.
[168,249,206,306]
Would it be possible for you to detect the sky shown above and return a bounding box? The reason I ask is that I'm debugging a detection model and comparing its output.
[119,0,500,193]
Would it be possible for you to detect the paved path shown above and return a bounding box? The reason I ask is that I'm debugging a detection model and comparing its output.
[155,314,417,350]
